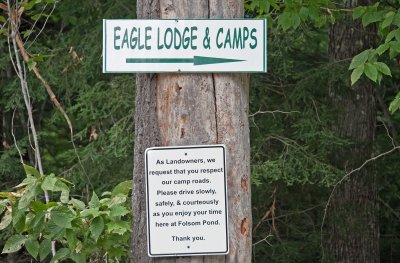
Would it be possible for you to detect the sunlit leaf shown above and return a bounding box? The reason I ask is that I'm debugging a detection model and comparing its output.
[1,235,27,254]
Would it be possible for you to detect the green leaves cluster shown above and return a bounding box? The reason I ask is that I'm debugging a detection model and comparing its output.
[350,3,400,112]
[245,0,336,30]
[246,1,400,114]
[0,165,132,262]
[349,49,391,85]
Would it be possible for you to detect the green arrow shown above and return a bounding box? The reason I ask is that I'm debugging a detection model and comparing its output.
[126,56,244,66]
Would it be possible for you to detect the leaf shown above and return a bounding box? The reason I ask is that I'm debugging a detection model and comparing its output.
[111,180,132,197]
[351,65,364,85]
[299,7,309,21]
[376,43,390,55]
[80,208,100,218]
[278,12,293,31]
[41,174,58,191]
[0,16,6,23]
[110,195,127,206]
[386,29,400,43]
[389,91,400,113]
[50,248,70,263]
[18,188,36,210]
[22,29,35,38]
[1,235,27,254]
[259,1,270,13]
[90,216,104,241]
[0,200,8,212]
[0,210,12,230]
[31,201,58,214]
[377,73,382,84]
[65,229,77,250]
[101,191,112,197]
[100,197,111,206]
[45,220,64,240]
[42,175,70,203]
[70,198,85,210]
[22,1,38,10]
[308,5,320,22]
[89,192,100,208]
[50,206,75,228]
[31,55,45,62]
[389,41,400,58]
[70,252,86,263]
[106,221,131,235]
[30,212,45,233]
[291,13,301,30]
[60,189,70,203]
[25,237,40,259]
[382,11,395,29]
[109,246,126,258]
[362,10,385,27]
[58,177,74,186]
[0,192,11,199]
[364,62,378,82]
[39,239,52,261]
[349,49,370,70]
[31,201,47,213]
[27,59,37,71]
[352,6,367,20]
[392,12,400,27]
[15,175,36,188]
[374,62,391,76]
[110,205,129,217]
[23,165,41,178]
[12,207,26,233]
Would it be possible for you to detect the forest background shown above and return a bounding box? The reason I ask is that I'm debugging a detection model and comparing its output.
[0,0,399,262]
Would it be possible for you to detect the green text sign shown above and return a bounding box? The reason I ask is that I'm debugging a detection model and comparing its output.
[103,19,267,73]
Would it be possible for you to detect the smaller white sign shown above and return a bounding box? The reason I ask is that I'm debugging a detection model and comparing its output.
[145,145,228,257]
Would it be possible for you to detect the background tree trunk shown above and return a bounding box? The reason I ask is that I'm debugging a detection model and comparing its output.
[325,0,379,262]
[131,1,251,262]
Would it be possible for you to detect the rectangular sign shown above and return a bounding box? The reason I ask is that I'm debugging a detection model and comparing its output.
[103,19,266,73]
[145,145,228,257]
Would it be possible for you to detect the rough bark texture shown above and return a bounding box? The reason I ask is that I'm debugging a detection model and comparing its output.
[131,1,251,262]
[325,0,379,262]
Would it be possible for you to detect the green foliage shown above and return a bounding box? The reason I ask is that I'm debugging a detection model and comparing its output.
[245,1,400,114]
[0,165,132,262]
[389,91,400,113]
[348,3,400,113]
[0,0,136,197]
[245,0,336,30]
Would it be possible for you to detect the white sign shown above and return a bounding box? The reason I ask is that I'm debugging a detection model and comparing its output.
[103,19,266,73]
[145,145,228,257]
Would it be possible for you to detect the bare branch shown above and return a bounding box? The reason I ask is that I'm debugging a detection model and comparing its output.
[23,3,48,45]
[11,109,24,164]
[7,0,56,257]
[321,144,400,250]
[26,2,58,49]
[249,109,300,118]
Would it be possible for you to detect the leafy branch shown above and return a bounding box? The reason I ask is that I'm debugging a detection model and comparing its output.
[0,165,132,262]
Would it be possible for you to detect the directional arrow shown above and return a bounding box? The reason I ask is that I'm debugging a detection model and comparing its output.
[126,56,245,66]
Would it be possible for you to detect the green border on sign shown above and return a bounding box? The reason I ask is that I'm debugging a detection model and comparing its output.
[103,19,107,73]
[103,18,267,74]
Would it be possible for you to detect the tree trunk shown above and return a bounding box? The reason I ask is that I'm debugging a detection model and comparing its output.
[131,1,251,262]
[325,0,379,262]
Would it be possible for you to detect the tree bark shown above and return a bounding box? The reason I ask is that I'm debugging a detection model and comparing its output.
[325,0,379,262]
[131,1,251,262]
